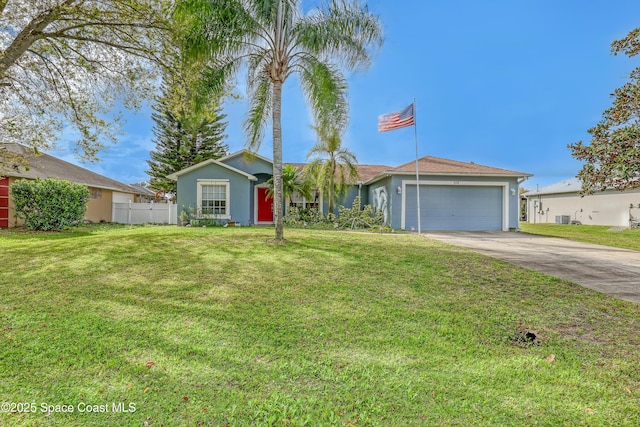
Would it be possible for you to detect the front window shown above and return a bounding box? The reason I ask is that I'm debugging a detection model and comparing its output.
[201,184,226,215]
[288,190,321,211]
[89,188,102,199]
[197,180,230,219]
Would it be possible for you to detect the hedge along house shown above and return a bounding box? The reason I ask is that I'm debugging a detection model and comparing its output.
[0,143,141,228]
[170,149,531,231]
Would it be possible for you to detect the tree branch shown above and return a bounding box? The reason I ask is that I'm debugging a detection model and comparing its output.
[0,0,9,17]
[40,33,162,62]
[0,0,81,76]
[44,19,168,35]
[26,48,79,119]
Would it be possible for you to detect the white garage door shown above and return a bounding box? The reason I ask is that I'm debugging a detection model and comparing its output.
[405,185,503,231]
[112,191,133,203]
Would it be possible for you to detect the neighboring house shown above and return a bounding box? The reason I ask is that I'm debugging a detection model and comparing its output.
[128,184,158,203]
[169,149,530,231]
[525,178,640,227]
[0,143,143,228]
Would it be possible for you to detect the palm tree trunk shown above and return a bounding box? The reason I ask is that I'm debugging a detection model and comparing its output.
[329,160,336,214]
[328,191,334,214]
[272,80,284,241]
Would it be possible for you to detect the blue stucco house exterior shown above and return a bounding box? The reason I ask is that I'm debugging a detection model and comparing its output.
[168,149,531,231]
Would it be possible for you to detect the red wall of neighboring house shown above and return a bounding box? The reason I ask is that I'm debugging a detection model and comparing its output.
[0,177,9,228]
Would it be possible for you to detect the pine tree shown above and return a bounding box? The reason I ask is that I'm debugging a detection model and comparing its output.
[146,68,229,196]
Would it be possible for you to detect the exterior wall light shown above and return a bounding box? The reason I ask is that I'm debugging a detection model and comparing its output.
[397,186,402,195]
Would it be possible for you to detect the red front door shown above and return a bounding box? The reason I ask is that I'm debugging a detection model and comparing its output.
[257,187,273,222]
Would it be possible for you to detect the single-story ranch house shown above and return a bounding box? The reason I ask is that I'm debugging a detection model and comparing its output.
[1,143,146,228]
[525,178,640,227]
[169,149,531,231]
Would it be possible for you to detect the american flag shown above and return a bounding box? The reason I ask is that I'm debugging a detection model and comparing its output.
[378,103,415,132]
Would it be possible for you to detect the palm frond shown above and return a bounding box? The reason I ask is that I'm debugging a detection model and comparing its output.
[244,71,273,150]
[249,0,298,30]
[176,0,253,58]
[306,140,328,159]
[189,56,242,112]
[266,163,312,202]
[305,122,359,211]
[293,0,383,71]
[295,54,348,130]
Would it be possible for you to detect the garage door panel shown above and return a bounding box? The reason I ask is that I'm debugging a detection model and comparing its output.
[405,185,502,231]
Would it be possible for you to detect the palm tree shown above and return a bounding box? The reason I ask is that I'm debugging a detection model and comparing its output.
[176,0,383,241]
[267,164,313,206]
[306,125,359,214]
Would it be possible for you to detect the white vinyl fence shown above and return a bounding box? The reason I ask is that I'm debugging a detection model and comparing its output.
[112,202,177,225]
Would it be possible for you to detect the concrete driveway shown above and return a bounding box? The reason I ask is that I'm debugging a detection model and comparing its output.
[424,231,640,304]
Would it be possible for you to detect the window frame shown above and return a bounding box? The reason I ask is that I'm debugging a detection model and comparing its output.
[197,179,231,220]
[287,190,322,212]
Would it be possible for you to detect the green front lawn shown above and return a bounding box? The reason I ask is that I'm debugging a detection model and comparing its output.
[1,225,639,426]
[520,222,640,251]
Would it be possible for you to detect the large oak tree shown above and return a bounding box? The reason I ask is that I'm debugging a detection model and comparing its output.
[570,28,640,193]
[0,0,170,173]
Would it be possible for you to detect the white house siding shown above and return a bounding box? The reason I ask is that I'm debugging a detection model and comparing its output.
[526,190,640,227]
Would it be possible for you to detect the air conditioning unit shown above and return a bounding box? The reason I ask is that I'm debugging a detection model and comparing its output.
[555,215,570,224]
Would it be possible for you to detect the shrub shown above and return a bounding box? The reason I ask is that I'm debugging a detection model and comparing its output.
[337,196,384,229]
[10,178,90,231]
[283,206,303,226]
[283,197,387,231]
[180,205,229,227]
[300,207,324,225]
[284,206,328,227]
[179,206,191,225]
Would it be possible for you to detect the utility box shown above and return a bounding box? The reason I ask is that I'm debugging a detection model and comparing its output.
[555,215,570,224]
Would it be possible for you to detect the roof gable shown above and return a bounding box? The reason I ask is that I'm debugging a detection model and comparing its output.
[219,149,273,176]
[167,157,258,181]
[218,149,273,165]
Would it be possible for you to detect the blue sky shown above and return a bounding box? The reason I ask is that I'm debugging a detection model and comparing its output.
[52,0,640,191]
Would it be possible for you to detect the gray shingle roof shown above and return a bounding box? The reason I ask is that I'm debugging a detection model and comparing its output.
[128,183,156,197]
[526,178,582,196]
[1,143,136,193]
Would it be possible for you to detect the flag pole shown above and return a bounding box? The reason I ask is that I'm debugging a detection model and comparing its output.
[413,98,421,234]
